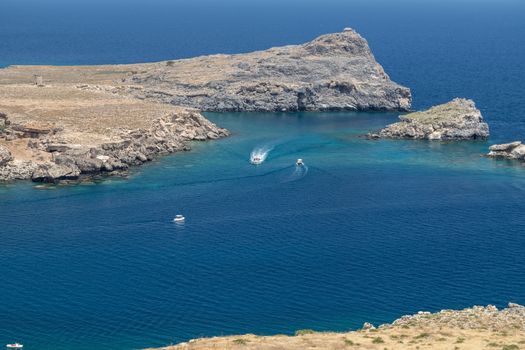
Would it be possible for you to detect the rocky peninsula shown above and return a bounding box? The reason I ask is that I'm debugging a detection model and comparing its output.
[0,28,410,182]
[148,303,525,350]
[368,98,489,140]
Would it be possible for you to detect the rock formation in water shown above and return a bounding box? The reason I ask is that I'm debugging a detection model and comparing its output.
[118,28,411,112]
[147,303,525,350]
[368,98,489,140]
[487,141,525,161]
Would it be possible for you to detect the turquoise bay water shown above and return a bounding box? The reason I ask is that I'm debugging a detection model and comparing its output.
[1,0,525,349]
[2,112,525,350]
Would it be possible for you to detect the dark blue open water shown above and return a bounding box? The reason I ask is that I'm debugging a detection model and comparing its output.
[1,1,525,349]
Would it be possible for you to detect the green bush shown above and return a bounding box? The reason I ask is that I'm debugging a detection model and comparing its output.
[502,345,519,350]
[372,337,385,344]
[295,329,315,336]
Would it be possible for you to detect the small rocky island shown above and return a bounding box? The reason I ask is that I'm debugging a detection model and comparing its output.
[368,98,489,140]
[0,28,410,183]
[487,141,525,162]
[148,303,525,350]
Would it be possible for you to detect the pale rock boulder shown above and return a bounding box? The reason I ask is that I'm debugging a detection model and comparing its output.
[487,141,525,161]
[0,145,12,165]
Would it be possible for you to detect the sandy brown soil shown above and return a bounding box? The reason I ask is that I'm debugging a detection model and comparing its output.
[146,305,525,350]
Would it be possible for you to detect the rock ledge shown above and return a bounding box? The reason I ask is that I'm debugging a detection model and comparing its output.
[487,141,525,161]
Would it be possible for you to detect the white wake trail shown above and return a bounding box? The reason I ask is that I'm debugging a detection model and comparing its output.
[250,145,274,164]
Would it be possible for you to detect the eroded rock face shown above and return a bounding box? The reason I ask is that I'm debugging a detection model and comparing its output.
[368,98,489,140]
[487,141,525,161]
[120,28,411,112]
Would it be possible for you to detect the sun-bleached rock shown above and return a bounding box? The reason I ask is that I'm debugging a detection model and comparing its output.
[368,98,489,140]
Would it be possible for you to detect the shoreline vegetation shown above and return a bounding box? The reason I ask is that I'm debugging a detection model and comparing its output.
[147,304,525,350]
[0,28,410,183]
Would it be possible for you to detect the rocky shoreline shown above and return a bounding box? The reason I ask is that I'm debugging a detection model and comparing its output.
[148,303,525,350]
[0,105,227,183]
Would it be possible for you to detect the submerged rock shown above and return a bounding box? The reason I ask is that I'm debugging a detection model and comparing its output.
[487,141,525,161]
[368,98,489,140]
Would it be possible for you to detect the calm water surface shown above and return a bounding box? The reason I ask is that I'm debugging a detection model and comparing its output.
[1,1,525,350]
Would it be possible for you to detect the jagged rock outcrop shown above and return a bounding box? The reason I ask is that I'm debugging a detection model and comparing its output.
[368,98,489,140]
[47,109,228,179]
[486,141,525,161]
[392,303,525,331]
[117,28,411,112]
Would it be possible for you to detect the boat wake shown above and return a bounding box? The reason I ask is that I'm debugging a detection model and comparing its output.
[283,163,309,182]
[250,145,274,165]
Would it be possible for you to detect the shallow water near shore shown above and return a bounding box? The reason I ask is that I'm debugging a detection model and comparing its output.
[2,111,525,350]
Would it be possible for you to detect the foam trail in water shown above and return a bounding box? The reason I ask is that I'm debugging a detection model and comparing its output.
[250,145,274,164]
[283,164,309,182]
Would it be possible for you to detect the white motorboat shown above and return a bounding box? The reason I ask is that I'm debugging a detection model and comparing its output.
[296,158,304,166]
[173,214,185,223]
[251,156,263,165]
[6,344,23,349]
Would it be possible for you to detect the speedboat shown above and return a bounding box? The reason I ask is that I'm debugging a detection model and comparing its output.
[173,214,185,223]
[296,158,304,166]
[6,344,23,349]
[251,157,263,165]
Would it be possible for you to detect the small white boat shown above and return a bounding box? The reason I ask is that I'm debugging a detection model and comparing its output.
[251,156,263,165]
[6,344,23,349]
[296,158,304,166]
[173,214,185,223]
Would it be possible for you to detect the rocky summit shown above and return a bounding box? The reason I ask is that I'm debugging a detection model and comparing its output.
[368,98,489,140]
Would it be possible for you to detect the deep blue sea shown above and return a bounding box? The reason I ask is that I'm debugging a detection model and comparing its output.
[1,1,525,349]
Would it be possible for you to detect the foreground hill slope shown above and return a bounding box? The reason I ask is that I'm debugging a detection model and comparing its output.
[148,304,525,350]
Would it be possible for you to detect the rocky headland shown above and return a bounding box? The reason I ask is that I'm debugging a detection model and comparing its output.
[148,303,525,350]
[368,98,489,140]
[120,28,412,112]
[0,28,410,182]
